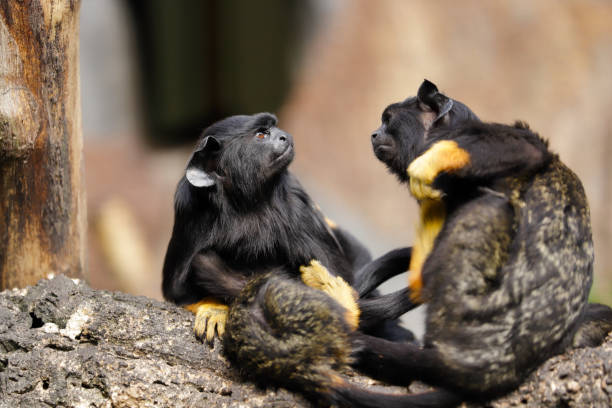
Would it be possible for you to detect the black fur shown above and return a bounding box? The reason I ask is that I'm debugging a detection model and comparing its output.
[162,112,412,340]
[163,113,361,305]
[331,80,612,407]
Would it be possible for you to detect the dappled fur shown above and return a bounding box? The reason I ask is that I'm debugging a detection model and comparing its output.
[328,80,612,408]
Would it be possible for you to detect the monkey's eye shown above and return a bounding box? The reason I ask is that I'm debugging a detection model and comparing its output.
[255,128,269,139]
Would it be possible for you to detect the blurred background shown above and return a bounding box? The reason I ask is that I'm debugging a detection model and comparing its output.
[81,0,612,331]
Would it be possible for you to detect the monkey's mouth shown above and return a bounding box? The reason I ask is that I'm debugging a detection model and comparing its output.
[373,144,393,160]
[272,144,295,166]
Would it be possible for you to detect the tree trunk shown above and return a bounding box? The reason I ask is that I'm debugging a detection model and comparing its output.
[0,0,85,289]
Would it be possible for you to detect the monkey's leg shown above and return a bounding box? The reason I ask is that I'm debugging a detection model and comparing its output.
[185,298,229,344]
[355,193,517,391]
[300,260,360,330]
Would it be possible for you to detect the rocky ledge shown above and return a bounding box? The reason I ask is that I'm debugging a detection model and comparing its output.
[0,275,610,407]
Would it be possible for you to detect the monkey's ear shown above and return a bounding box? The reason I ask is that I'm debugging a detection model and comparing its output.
[185,136,221,188]
[417,79,454,124]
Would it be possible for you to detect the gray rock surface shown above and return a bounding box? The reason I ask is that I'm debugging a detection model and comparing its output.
[0,275,610,407]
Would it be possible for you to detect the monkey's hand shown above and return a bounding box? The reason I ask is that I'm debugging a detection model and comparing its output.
[409,177,444,200]
[300,260,360,330]
[407,140,471,200]
[184,298,229,345]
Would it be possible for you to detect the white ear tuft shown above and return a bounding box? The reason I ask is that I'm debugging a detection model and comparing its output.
[186,167,215,187]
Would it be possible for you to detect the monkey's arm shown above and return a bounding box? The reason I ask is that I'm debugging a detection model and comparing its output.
[313,203,371,270]
[408,125,551,198]
[351,248,419,333]
[162,218,202,304]
[162,216,247,344]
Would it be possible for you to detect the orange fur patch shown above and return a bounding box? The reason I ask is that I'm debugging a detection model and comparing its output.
[300,260,360,331]
[186,298,229,342]
[184,298,227,314]
[408,199,446,303]
[408,140,471,185]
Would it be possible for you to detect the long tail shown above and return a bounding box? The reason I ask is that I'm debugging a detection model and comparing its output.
[354,247,412,296]
[326,377,462,408]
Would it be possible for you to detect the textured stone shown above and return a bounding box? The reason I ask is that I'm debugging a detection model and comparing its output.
[0,275,610,407]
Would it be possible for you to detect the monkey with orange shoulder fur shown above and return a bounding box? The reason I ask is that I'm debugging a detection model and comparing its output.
[165,85,612,407]
[300,79,612,407]
[226,81,612,407]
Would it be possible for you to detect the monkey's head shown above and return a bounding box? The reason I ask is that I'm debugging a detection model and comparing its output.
[371,79,479,182]
[184,113,294,199]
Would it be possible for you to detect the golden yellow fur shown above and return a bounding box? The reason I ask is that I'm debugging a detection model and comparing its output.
[185,298,229,342]
[408,199,446,302]
[407,140,471,188]
[300,260,360,330]
[406,140,469,302]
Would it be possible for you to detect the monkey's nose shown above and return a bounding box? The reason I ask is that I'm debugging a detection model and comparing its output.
[371,132,379,140]
[279,135,287,142]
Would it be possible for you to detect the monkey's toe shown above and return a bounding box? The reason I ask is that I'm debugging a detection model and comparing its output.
[185,299,229,345]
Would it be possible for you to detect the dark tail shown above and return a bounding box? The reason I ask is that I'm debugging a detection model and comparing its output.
[572,302,612,348]
[326,378,462,408]
[358,287,417,334]
[354,247,412,296]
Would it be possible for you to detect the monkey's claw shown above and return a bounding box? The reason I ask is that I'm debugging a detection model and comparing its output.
[300,260,360,330]
[185,299,229,345]
[409,177,444,200]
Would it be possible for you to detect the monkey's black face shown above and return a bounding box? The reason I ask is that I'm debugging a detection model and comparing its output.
[371,98,428,182]
[185,113,294,198]
[371,80,479,183]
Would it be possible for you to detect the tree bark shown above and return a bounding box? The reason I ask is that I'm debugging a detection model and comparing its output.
[0,0,85,289]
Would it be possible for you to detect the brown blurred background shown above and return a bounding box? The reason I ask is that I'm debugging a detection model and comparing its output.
[81,0,612,314]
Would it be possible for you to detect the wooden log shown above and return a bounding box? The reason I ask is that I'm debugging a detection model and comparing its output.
[0,0,85,289]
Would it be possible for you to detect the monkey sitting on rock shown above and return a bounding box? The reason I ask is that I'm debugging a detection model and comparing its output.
[161,112,411,342]
[300,79,612,407]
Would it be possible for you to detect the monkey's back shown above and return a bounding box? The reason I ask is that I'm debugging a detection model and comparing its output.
[423,157,594,395]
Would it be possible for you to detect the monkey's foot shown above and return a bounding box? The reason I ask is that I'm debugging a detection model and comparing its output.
[300,260,360,330]
[184,299,229,344]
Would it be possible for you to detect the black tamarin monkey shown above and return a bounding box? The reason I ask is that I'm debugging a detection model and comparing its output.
[161,112,410,344]
[300,79,612,407]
